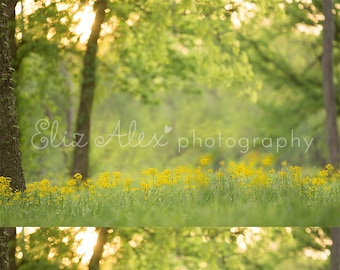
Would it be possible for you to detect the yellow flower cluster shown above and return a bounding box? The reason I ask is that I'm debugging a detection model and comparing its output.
[0,173,96,207]
[0,176,12,196]
[0,176,15,205]
[140,166,209,190]
[226,161,271,186]
[0,159,338,208]
[97,171,121,188]
[200,156,212,166]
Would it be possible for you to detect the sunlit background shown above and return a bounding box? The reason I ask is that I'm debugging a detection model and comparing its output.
[13,227,332,269]
[15,0,103,44]
[3,0,340,269]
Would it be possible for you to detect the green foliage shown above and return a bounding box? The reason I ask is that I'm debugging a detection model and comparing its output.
[12,0,340,187]
[102,0,251,102]
[17,52,76,180]
[235,0,340,165]
[16,228,81,269]
[2,2,339,269]
[13,227,331,269]
[14,0,258,179]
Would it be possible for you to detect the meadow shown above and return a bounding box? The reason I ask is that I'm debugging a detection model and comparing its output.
[1,159,340,227]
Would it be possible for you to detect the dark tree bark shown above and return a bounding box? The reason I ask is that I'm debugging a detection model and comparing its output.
[331,228,340,270]
[1,2,25,269]
[0,0,25,191]
[0,228,16,270]
[6,227,16,270]
[0,228,10,270]
[71,0,107,179]
[322,0,339,166]
[4,0,18,59]
[322,1,340,270]
[88,228,110,270]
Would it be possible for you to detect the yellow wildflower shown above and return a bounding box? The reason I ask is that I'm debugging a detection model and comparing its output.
[262,158,272,167]
[250,169,271,186]
[185,175,192,188]
[142,168,158,181]
[278,170,287,178]
[98,172,111,188]
[66,179,77,187]
[74,173,82,180]
[311,177,326,186]
[216,172,224,178]
[60,186,75,195]
[289,166,302,181]
[141,181,151,192]
[0,176,12,196]
[326,164,334,172]
[124,177,132,191]
[113,171,122,178]
[319,170,328,178]
[200,156,211,166]
[73,173,83,185]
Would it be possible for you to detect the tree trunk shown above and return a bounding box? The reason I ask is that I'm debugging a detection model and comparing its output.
[0,0,25,191]
[4,0,18,59]
[88,228,109,270]
[6,228,16,270]
[0,2,25,268]
[0,228,16,270]
[331,228,340,270]
[322,1,340,270]
[0,228,10,270]
[71,0,107,179]
[322,0,339,166]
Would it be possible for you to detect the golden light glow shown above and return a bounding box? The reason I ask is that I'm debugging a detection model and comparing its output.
[72,5,96,44]
[229,0,258,28]
[75,227,98,264]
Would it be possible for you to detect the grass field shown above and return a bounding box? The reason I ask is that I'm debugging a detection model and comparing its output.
[1,159,340,226]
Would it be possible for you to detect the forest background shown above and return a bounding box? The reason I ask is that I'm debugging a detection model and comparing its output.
[1,0,340,269]
[12,0,339,180]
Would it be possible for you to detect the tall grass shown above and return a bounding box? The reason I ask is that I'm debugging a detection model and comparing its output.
[1,160,339,226]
